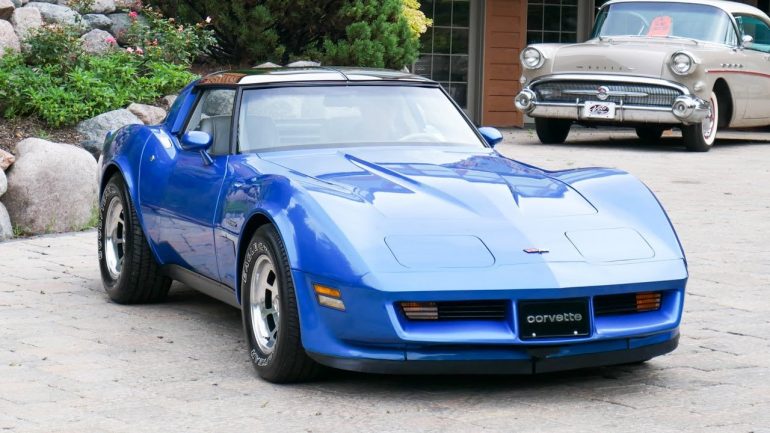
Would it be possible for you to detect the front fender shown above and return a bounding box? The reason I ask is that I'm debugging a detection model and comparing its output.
[550,167,687,266]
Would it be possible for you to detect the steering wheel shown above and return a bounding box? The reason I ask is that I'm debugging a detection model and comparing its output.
[397,132,442,142]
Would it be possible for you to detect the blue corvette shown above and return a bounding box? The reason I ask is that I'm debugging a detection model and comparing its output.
[97,67,687,383]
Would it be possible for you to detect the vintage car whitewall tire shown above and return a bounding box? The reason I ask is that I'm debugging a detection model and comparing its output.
[242,225,321,383]
[682,91,718,152]
[535,118,571,144]
[98,175,171,304]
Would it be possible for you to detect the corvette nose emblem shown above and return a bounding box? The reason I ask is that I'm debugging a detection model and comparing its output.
[524,248,549,254]
[597,86,610,101]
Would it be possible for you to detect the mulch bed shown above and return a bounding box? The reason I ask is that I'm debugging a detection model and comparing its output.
[0,117,84,154]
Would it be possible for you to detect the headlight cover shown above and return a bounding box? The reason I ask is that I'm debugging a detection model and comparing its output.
[670,51,696,75]
[521,47,545,70]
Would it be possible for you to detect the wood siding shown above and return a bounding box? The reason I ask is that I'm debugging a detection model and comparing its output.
[482,0,527,126]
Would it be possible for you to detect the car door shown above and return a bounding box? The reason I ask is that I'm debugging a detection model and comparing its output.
[139,87,236,281]
[734,14,770,119]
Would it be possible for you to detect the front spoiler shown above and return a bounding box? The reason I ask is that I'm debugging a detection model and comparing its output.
[308,334,679,375]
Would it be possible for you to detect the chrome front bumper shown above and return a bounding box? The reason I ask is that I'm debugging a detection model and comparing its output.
[515,75,711,125]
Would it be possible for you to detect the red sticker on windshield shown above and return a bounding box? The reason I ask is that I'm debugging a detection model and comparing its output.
[647,16,672,37]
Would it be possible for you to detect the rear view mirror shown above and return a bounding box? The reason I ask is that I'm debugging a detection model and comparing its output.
[478,127,503,147]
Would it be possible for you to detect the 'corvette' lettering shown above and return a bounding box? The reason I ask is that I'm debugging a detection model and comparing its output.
[526,313,583,324]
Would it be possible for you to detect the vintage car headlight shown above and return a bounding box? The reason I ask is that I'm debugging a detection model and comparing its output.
[670,51,696,75]
[521,47,544,70]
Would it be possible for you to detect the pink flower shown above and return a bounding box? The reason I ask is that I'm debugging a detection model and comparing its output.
[152,39,158,46]
[128,11,138,20]
[177,25,184,32]
[105,36,117,45]
[125,47,134,53]
[135,47,144,55]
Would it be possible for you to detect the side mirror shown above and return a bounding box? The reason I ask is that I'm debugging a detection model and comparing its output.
[742,34,754,47]
[180,130,213,152]
[478,127,503,147]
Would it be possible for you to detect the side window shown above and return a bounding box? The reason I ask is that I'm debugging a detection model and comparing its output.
[184,88,236,155]
[735,14,770,52]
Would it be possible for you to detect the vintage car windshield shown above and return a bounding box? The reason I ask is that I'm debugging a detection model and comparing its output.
[592,2,737,45]
[237,85,485,152]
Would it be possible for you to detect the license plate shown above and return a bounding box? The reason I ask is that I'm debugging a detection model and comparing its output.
[582,101,616,119]
[517,299,590,340]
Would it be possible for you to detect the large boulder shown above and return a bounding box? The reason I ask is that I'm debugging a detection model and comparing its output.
[11,6,43,40]
[0,202,12,241]
[0,149,15,171]
[82,13,111,30]
[80,28,113,54]
[0,20,20,56]
[4,138,98,235]
[26,2,81,26]
[108,11,146,44]
[160,94,177,110]
[127,103,166,125]
[114,0,140,11]
[75,108,142,143]
[0,169,7,197]
[0,0,14,20]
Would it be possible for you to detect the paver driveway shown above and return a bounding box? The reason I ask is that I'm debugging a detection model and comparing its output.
[1,128,769,433]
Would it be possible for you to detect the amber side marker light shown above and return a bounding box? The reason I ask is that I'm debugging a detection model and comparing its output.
[313,284,345,311]
[636,292,662,312]
[400,302,439,320]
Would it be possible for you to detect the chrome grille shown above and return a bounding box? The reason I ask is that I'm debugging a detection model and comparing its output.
[532,81,682,107]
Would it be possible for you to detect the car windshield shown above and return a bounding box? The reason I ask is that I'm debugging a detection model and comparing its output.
[237,85,485,152]
[592,2,737,44]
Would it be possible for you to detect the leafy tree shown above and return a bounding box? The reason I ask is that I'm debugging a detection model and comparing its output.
[147,0,429,68]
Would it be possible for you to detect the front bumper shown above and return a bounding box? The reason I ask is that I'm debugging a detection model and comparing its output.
[309,332,679,374]
[293,263,686,375]
[515,74,710,125]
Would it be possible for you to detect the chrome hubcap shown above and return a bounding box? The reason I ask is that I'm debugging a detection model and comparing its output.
[702,96,716,140]
[249,256,280,354]
[104,197,125,280]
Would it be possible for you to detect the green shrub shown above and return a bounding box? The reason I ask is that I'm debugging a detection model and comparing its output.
[0,21,199,127]
[146,0,429,68]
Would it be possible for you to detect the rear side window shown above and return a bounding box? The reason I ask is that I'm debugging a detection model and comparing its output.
[184,89,236,155]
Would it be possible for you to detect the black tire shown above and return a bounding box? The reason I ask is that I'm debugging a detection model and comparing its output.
[635,126,665,142]
[682,91,718,152]
[242,225,321,383]
[535,118,571,144]
[98,174,170,304]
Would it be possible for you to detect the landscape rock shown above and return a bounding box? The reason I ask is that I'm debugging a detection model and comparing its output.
[201,89,234,116]
[0,169,6,196]
[160,94,177,109]
[127,103,166,125]
[0,149,15,171]
[79,140,101,160]
[76,108,141,143]
[0,202,12,241]
[88,0,115,14]
[108,12,146,44]
[114,0,140,11]
[4,138,98,235]
[82,13,111,30]
[80,28,113,54]
[10,0,21,9]
[0,0,14,20]
[0,20,20,56]
[10,7,43,40]
[26,2,81,26]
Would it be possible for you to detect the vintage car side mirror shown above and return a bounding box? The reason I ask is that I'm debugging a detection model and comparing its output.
[478,127,503,147]
[742,34,754,47]
[180,131,213,152]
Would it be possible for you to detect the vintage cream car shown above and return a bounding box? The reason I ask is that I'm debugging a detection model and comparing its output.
[515,0,770,151]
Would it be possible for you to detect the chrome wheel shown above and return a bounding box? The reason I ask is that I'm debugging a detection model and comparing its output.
[250,255,280,354]
[103,196,125,280]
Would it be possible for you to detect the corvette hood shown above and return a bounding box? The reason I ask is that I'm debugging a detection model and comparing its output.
[258,146,683,271]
